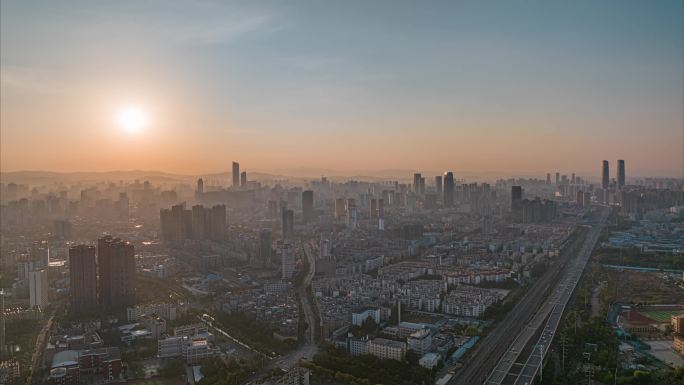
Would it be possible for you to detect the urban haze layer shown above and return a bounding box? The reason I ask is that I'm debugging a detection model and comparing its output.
[1,163,683,385]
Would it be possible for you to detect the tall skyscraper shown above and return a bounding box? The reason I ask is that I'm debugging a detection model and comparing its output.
[29,269,48,309]
[617,160,625,189]
[240,171,247,187]
[69,245,98,311]
[281,208,294,238]
[413,173,422,194]
[346,198,358,229]
[602,160,610,189]
[162,204,226,242]
[435,175,443,194]
[232,161,240,187]
[334,198,346,222]
[555,172,560,184]
[511,186,523,222]
[259,229,272,267]
[302,190,314,223]
[443,172,455,207]
[281,242,295,279]
[546,173,551,184]
[98,236,135,308]
[196,178,204,195]
[209,205,227,241]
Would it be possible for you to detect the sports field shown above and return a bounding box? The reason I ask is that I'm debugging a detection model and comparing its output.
[640,310,682,323]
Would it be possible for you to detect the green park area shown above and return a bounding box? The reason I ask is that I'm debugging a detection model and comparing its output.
[302,343,436,385]
[641,310,682,323]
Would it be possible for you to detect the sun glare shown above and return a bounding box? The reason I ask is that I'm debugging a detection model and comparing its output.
[117,107,147,134]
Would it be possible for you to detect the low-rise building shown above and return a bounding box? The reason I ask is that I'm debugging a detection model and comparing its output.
[158,335,220,364]
[352,307,380,326]
[140,315,167,339]
[0,359,21,385]
[672,313,684,334]
[418,352,440,369]
[182,337,220,364]
[275,367,310,385]
[346,335,369,356]
[78,347,122,382]
[674,335,684,355]
[158,336,184,358]
[368,338,406,361]
[407,328,432,356]
[126,303,178,322]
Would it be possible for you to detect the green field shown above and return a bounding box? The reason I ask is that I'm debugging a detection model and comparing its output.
[640,310,682,323]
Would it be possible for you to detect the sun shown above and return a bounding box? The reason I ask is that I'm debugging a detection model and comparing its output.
[117,107,148,134]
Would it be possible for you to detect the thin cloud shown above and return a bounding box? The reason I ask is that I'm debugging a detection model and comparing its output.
[0,66,63,94]
[164,14,276,45]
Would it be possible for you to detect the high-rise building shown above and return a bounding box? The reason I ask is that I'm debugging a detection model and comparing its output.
[346,199,358,229]
[602,160,610,189]
[117,192,130,221]
[443,172,455,207]
[29,269,48,309]
[98,236,135,308]
[511,186,523,222]
[424,193,437,209]
[281,242,295,279]
[617,160,625,189]
[240,171,247,187]
[259,229,272,267]
[160,204,192,244]
[232,161,240,187]
[17,260,36,283]
[413,173,422,194]
[435,176,443,194]
[370,199,378,219]
[191,205,207,240]
[196,178,204,196]
[209,205,227,241]
[302,190,314,223]
[54,219,72,240]
[546,173,551,184]
[334,198,346,222]
[161,204,226,243]
[281,209,294,238]
[69,245,97,312]
[555,172,560,185]
[377,199,385,218]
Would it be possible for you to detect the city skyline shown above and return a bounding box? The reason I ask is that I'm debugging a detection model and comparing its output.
[2,2,684,385]
[1,1,683,177]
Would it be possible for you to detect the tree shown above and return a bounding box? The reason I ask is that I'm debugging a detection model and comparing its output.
[360,317,378,334]
[405,350,420,365]
[158,358,185,378]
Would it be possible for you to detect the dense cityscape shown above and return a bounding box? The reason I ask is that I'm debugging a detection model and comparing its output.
[2,1,683,385]
[1,160,683,385]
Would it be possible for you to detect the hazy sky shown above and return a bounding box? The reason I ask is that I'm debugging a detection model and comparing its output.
[1,0,682,177]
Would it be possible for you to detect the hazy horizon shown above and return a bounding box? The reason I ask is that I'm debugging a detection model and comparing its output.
[0,164,680,183]
[2,0,683,177]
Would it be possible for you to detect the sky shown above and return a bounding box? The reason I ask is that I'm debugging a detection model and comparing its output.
[1,0,683,178]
